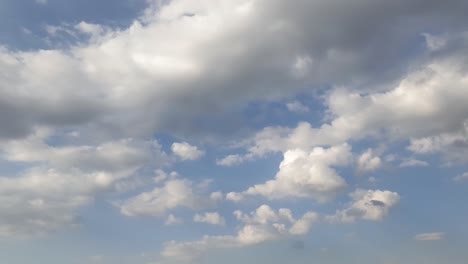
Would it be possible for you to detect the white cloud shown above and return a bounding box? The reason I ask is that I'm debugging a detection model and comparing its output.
[453,172,468,182]
[3,0,467,143]
[231,144,350,202]
[357,148,382,174]
[0,128,165,237]
[0,0,467,248]
[408,122,468,164]
[399,159,429,168]
[162,205,317,262]
[209,191,223,201]
[216,154,251,167]
[118,177,215,217]
[422,33,447,51]
[1,129,169,172]
[194,212,225,226]
[165,214,184,225]
[221,53,468,166]
[226,192,243,202]
[286,101,309,113]
[414,232,445,241]
[0,168,124,238]
[171,142,205,161]
[75,21,106,36]
[330,189,400,223]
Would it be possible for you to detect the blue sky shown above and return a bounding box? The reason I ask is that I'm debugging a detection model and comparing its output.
[0,0,468,263]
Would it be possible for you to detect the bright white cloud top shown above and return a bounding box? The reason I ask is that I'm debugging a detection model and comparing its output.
[0,0,467,263]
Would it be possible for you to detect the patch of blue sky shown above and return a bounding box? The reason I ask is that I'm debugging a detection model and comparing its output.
[0,0,147,50]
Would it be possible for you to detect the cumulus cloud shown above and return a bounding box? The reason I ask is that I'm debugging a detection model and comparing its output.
[221,49,468,167]
[0,129,165,237]
[1,0,468,250]
[230,144,351,202]
[162,205,317,262]
[171,142,205,161]
[1,128,169,172]
[2,0,468,142]
[165,214,184,225]
[329,189,400,223]
[414,232,445,241]
[408,121,468,164]
[118,177,216,217]
[0,168,123,238]
[194,212,225,226]
[356,148,382,174]
[286,101,309,113]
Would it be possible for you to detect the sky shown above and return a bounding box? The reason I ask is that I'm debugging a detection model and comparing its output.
[0,0,468,263]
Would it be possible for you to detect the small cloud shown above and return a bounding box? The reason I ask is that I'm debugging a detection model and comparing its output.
[21,27,32,35]
[216,154,244,166]
[226,192,243,202]
[194,212,225,226]
[422,33,447,51]
[35,0,48,5]
[454,172,468,182]
[75,21,105,36]
[399,159,429,167]
[210,191,224,201]
[165,214,183,225]
[357,149,382,174]
[286,101,310,113]
[171,142,205,161]
[414,232,445,241]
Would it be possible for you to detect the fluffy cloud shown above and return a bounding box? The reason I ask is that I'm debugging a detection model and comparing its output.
[194,212,225,226]
[221,47,468,167]
[408,121,468,164]
[162,205,317,262]
[1,128,168,172]
[0,168,123,238]
[2,0,468,142]
[1,0,468,251]
[118,177,216,217]
[330,189,400,223]
[414,232,445,241]
[171,142,205,161]
[230,144,351,202]
[165,214,184,225]
[0,129,164,237]
[356,148,382,174]
[286,101,309,113]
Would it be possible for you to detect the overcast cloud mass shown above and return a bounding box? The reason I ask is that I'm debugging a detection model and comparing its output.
[0,0,467,263]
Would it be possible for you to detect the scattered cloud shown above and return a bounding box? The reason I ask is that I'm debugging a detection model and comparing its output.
[194,212,225,226]
[415,232,445,241]
[329,189,400,223]
[35,0,47,5]
[162,205,318,262]
[453,172,468,182]
[165,214,184,225]
[171,142,205,161]
[118,177,216,217]
[399,159,429,168]
[357,148,382,174]
[286,101,310,113]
